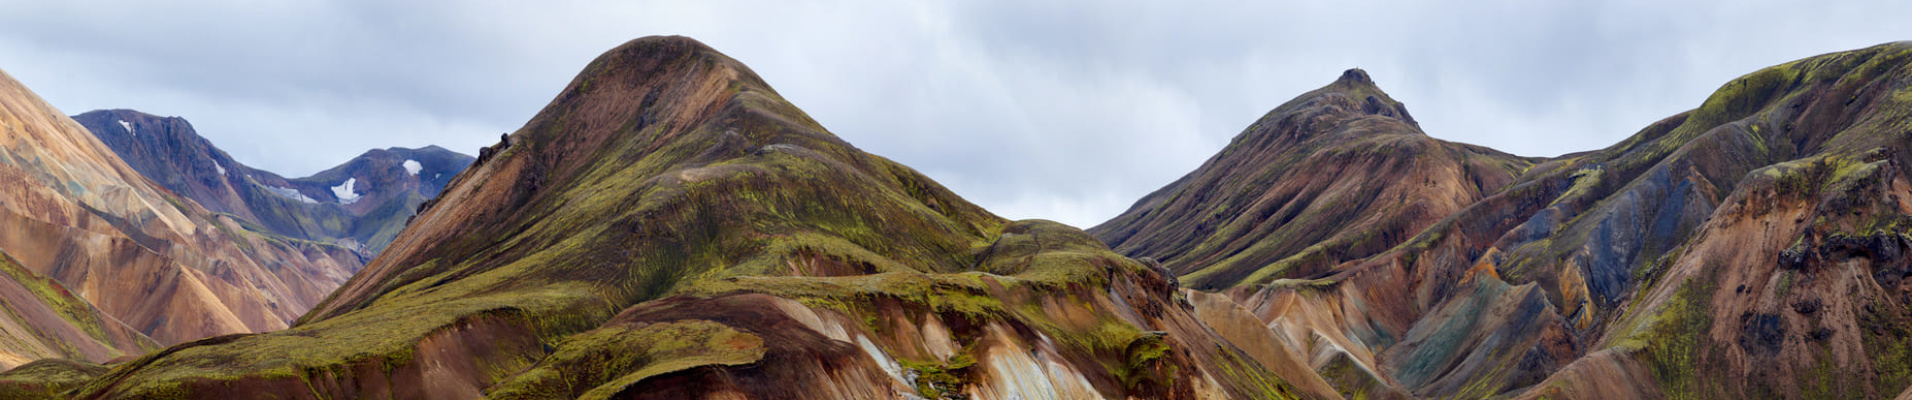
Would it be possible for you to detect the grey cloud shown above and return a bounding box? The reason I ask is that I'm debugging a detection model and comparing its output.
[0,0,1908,229]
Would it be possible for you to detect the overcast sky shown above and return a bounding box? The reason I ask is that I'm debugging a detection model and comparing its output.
[2,1,1909,228]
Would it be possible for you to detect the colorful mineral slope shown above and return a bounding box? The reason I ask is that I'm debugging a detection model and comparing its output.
[1091,69,1535,290]
[0,252,155,370]
[0,68,364,346]
[1128,42,1912,398]
[3,35,1908,400]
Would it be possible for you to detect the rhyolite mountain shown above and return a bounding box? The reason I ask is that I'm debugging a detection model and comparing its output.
[0,251,155,370]
[0,68,364,352]
[1104,42,1912,399]
[2,34,1908,400]
[72,109,473,256]
[1091,68,1536,290]
[44,36,1320,399]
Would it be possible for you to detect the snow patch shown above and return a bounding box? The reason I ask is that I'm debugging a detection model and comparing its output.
[117,120,134,137]
[213,161,226,176]
[402,159,422,175]
[332,178,362,204]
[262,185,317,204]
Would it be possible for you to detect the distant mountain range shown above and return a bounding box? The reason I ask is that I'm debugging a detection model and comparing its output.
[72,109,473,256]
[0,36,1907,400]
[0,68,363,358]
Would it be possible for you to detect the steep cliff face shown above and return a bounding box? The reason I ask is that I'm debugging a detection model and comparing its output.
[1150,42,1912,398]
[0,68,364,346]
[59,36,1320,400]
[1090,69,1533,290]
[73,109,472,255]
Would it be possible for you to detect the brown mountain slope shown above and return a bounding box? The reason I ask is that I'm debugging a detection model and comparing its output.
[58,36,1319,400]
[1159,42,1912,398]
[73,109,474,256]
[0,68,363,346]
[1090,69,1534,290]
[0,250,155,370]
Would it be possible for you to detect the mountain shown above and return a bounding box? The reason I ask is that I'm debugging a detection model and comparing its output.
[9,34,1906,399]
[1506,40,1912,400]
[52,36,1320,399]
[0,68,364,347]
[1090,69,1535,290]
[1116,42,1912,398]
[72,109,473,255]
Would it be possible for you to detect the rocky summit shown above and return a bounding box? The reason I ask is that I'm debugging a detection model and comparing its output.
[0,34,1908,400]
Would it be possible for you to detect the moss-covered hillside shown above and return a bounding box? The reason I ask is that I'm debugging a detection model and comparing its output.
[49,36,1316,400]
[1090,69,1536,290]
[1143,42,1912,399]
[0,251,156,371]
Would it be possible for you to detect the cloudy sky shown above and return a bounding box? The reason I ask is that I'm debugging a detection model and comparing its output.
[2,1,1909,228]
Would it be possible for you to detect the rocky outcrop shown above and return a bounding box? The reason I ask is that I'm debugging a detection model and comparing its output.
[73,110,473,255]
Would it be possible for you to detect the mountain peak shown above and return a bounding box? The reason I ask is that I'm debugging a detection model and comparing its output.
[1313,67,1417,127]
[1337,68,1374,86]
[565,35,766,97]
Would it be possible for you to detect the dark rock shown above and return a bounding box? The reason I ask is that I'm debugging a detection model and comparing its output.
[1792,299,1821,315]
[1778,242,1812,271]
[1808,328,1834,341]
[1737,312,1786,357]
[1339,68,1372,85]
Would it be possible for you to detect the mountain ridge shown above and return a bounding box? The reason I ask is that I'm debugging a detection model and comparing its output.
[61,35,1315,400]
[0,35,1906,400]
[1091,68,1533,290]
[1150,41,1912,398]
[0,67,364,347]
[73,109,474,256]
